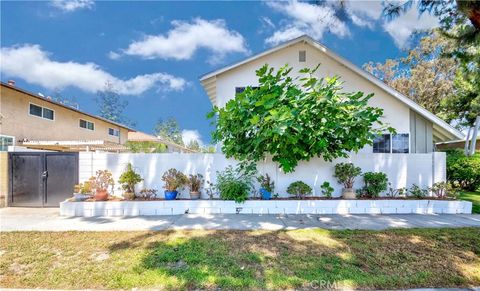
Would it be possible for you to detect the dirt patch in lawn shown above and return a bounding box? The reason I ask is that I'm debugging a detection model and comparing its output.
[0,228,479,290]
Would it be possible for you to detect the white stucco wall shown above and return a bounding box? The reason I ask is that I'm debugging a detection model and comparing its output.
[79,152,445,199]
[214,42,411,153]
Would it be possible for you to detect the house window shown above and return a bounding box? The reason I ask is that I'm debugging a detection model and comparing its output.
[373,134,391,153]
[109,128,120,137]
[235,86,259,94]
[299,50,306,62]
[79,119,94,130]
[29,103,54,120]
[0,135,14,151]
[373,133,409,153]
[392,134,409,153]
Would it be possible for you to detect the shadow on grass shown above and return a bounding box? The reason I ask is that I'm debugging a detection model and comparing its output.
[106,228,480,290]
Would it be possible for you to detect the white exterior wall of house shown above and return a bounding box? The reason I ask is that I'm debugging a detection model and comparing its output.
[79,152,446,199]
[215,42,411,149]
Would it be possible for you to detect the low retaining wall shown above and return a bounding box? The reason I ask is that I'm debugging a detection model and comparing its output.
[60,200,472,217]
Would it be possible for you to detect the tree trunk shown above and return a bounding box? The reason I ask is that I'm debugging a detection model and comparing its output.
[464,126,472,155]
[468,116,480,156]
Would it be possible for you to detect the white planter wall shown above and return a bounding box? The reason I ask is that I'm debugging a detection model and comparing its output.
[79,152,446,198]
[60,200,472,217]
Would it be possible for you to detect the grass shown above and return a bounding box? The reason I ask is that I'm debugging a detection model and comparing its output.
[1,228,479,290]
[459,191,480,214]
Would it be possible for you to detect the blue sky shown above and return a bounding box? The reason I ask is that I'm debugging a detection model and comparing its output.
[1,0,439,144]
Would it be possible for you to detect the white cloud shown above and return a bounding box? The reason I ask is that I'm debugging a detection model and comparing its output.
[265,0,350,45]
[115,18,248,63]
[108,51,121,60]
[382,7,439,48]
[182,129,203,146]
[0,44,186,95]
[50,0,94,12]
[265,0,439,49]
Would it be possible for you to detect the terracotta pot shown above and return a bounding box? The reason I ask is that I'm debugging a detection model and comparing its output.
[190,191,201,200]
[94,189,109,201]
[342,188,356,199]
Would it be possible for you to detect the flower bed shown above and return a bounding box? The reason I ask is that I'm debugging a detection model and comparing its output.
[60,199,472,217]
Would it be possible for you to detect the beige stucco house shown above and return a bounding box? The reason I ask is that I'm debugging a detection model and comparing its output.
[0,81,133,152]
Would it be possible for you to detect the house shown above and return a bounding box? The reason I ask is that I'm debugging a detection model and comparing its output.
[0,81,133,152]
[200,35,464,154]
[436,137,479,152]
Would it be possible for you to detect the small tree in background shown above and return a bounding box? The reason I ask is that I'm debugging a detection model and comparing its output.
[187,140,200,151]
[155,117,184,145]
[96,82,135,127]
[209,64,392,173]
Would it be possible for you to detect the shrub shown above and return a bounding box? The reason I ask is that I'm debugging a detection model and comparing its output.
[429,182,458,199]
[320,181,334,198]
[89,170,114,193]
[118,163,143,195]
[257,174,274,192]
[446,149,480,191]
[215,165,256,203]
[73,181,92,195]
[408,184,428,198]
[188,174,204,192]
[161,168,188,192]
[386,182,406,198]
[139,188,157,199]
[359,172,388,198]
[334,163,362,189]
[287,181,312,199]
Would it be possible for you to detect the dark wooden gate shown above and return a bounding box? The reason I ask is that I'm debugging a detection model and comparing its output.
[9,152,78,207]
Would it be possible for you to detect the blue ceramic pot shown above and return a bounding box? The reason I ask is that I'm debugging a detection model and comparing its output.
[260,188,271,200]
[164,190,178,200]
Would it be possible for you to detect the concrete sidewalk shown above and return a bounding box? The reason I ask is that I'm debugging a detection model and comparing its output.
[0,207,479,231]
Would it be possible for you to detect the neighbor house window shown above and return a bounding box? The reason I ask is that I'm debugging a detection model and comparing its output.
[235,86,259,94]
[0,135,14,151]
[109,128,120,137]
[299,50,306,62]
[373,133,409,153]
[29,103,54,120]
[79,119,94,130]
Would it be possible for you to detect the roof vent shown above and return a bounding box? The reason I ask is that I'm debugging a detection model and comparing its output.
[7,80,15,86]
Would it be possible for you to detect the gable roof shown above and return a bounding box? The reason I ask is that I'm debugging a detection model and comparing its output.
[199,35,464,141]
[1,82,135,131]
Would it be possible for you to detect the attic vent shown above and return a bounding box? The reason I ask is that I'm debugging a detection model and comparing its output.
[299,50,306,62]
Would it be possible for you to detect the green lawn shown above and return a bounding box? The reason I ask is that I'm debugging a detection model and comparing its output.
[1,228,479,290]
[460,191,480,214]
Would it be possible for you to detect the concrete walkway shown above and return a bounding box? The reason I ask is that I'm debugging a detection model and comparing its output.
[1,207,479,231]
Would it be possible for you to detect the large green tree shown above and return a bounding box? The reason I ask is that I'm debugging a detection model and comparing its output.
[209,64,392,173]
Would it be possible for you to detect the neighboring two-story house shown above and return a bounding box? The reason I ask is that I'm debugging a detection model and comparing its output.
[0,81,133,152]
[200,35,464,154]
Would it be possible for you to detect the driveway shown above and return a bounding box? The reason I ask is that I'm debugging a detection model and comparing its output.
[1,207,479,231]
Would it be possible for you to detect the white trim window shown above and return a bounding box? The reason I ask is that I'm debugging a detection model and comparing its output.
[29,103,54,121]
[108,128,120,137]
[0,135,15,151]
[79,119,94,131]
[373,133,409,153]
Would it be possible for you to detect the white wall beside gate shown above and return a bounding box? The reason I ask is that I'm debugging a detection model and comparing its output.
[79,152,446,198]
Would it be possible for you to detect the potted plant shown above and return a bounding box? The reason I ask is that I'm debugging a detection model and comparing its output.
[139,188,157,200]
[161,168,188,200]
[334,162,361,199]
[187,174,204,199]
[89,170,114,201]
[257,173,274,200]
[287,181,312,199]
[72,181,92,201]
[320,181,334,198]
[118,163,143,200]
[358,172,388,198]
